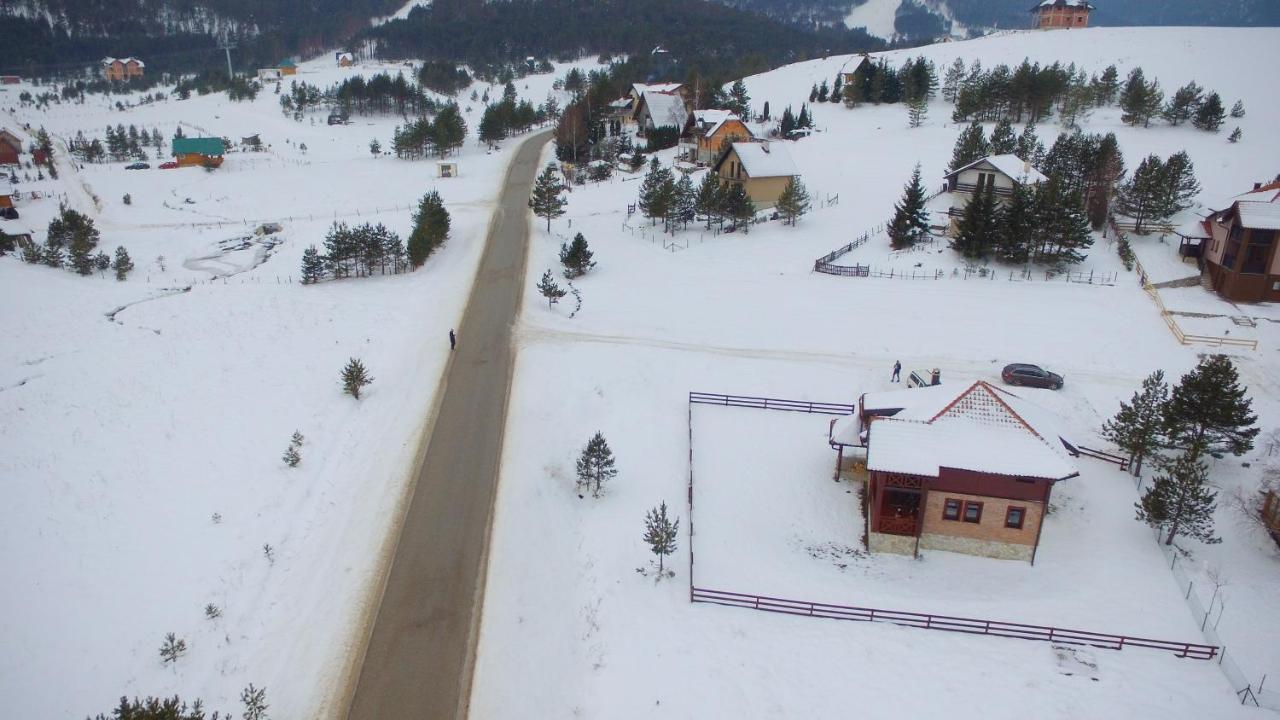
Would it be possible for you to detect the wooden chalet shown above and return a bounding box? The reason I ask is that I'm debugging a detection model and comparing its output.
[0,129,22,165]
[278,59,298,76]
[0,192,14,210]
[942,154,1046,235]
[1201,181,1280,302]
[633,90,689,136]
[681,109,752,164]
[336,52,354,67]
[829,381,1078,563]
[101,57,145,81]
[1033,0,1093,29]
[840,54,874,88]
[712,141,798,210]
[171,137,225,168]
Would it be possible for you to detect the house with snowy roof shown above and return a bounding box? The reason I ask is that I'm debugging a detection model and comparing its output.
[633,90,690,136]
[1201,180,1280,303]
[941,154,1047,235]
[101,57,145,81]
[712,141,798,210]
[681,109,753,164]
[1032,0,1093,29]
[829,380,1078,563]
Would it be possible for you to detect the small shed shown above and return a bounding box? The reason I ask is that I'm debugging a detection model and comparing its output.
[336,52,354,67]
[0,76,20,85]
[278,59,298,76]
[172,137,226,167]
[257,68,283,82]
[438,162,458,178]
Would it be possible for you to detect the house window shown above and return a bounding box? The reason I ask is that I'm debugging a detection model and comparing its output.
[1005,506,1026,530]
[1223,225,1243,270]
[1242,229,1275,275]
[942,498,962,521]
[963,501,983,524]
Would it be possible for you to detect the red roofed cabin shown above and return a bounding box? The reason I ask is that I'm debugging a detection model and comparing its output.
[1032,0,1093,29]
[830,381,1078,563]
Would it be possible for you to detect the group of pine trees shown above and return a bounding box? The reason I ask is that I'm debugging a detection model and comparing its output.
[301,222,407,283]
[1117,68,1242,134]
[1103,356,1259,546]
[777,104,815,137]
[952,173,1093,265]
[842,56,938,108]
[391,103,467,159]
[1114,151,1201,234]
[69,125,165,163]
[278,80,325,117]
[637,158,699,233]
[333,72,436,117]
[15,205,134,279]
[478,81,545,148]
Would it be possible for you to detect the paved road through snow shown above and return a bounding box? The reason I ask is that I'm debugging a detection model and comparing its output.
[344,130,549,720]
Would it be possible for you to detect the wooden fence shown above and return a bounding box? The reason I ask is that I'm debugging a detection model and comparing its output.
[690,587,1220,660]
[1133,256,1258,351]
[689,391,854,415]
[1075,445,1131,472]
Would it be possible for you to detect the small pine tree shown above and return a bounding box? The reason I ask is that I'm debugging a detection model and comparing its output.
[1164,354,1259,461]
[1228,126,1242,143]
[638,157,673,226]
[300,246,325,284]
[642,501,680,576]
[720,183,755,233]
[204,603,221,620]
[1192,92,1225,131]
[282,444,301,467]
[989,118,1017,155]
[1160,81,1202,126]
[528,163,567,231]
[559,232,596,278]
[159,633,187,666]
[341,358,373,400]
[951,186,999,260]
[369,138,381,157]
[949,121,989,172]
[537,269,566,308]
[407,191,451,268]
[1229,99,1245,118]
[93,250,111,274]
[1101,370,1169,477]
[907,97,927,128]
[291,430,305,447]
[112,246,133,280]
[886,164,930,250]
[1136,451,1220,546]
[240,684,268,720]
[775,176,811,226]
[575,431,617,498]
[122,193,132,205]
[694,172,723,229]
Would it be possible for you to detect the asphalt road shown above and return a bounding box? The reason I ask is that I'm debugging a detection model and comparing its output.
[344,131,550,720]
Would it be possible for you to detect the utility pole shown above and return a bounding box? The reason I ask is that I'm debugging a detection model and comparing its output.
[218,31,237,79]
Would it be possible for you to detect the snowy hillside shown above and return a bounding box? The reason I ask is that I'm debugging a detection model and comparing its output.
[0,55,601,720]
[470,25,1280,720]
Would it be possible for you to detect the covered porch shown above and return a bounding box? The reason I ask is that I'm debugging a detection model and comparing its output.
[866,471,928,556]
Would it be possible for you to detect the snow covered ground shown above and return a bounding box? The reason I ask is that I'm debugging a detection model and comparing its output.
[473,26,1280,719]
[845,0,903,39]
[0,55,602,719]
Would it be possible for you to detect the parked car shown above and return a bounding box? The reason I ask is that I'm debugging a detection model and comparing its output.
[158,161,178,169]
[0,207,19,220]
[125,162,150,170]
[1001,363,1064,390]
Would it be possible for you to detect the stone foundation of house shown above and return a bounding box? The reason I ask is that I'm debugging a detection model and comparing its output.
[920,533,1033,562]
[868,531,916,556]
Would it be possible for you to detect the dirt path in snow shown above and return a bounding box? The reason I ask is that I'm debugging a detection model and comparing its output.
[342,130,550,720]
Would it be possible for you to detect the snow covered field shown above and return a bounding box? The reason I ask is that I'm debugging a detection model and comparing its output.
[473,26,1280,718]
[0,55,601,719]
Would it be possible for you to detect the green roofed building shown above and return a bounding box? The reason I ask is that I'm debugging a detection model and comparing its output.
[172,137,225,167]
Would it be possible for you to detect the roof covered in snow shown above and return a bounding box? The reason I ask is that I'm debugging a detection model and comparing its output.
[632,82,682,97]
[1034,0,1093,10]
[641,92,688,129]
[688,109,749,139]
[723,141,798,179]
[945,154,1047,185]
[1236,201,1280,230]
[864,381,1077,480]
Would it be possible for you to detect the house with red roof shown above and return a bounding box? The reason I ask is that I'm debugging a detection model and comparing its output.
[829,381,1078,563]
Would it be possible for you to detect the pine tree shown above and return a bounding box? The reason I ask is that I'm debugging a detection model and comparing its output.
[1016,123,1045,167]
[942,58,965,103]
[1228,127,1242,143]
[240,684,268,720]
[1053,189,1094,265]
[829,74,843,104]
[1161,81,1202,126]
[989,118,1017,155]
[283,444,301,467]
[1101,370,1169,477]
[341,358,373,400]
[886,164,930,250]
[1229,100,1245,118]
[728,80,750,118]
[951,186,999,260]
[1119,68,1161,127]
[528,163,567,231]
[301,246,325,284]
[670,173,696,230]
[478,103,506,148]
[559,232,596,278]
[537,269,566,308]
[1192,91,1225,131]
[949,121,989,172]
[88,695,222,720]
[369,138,381,157]
[575,431,617,498]
[1084,133,1125,229]
[779,106,796,136]
[112,246,133,280]
[1164,354,1259,462]
[1136,451,1220,546]
[817,79,829,103]
[159,633,187,665]
[638,157,673,226]
[642,501,680,576]
[720,183,755,233]
[408,191,451,267]
[694,172,724,229]
[48,206,100,275]
[1114,154,1164,234]
[808,83,818,103]
[996,181,1034,264]
[1156,151,1200,221]
[907,97,927,128]
[775,176,811,226]
[797,103,812,129]
[93,250,111,275]
[1094,64,1119,105]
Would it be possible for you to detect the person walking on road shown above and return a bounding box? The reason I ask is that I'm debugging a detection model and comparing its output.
[449,329,457,351]
[891,360,901,383]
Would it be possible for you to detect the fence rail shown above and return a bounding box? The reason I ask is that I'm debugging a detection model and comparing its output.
[1075,445,1131,471]
[689,391,854,416]
[1132,254,1258,351]
[691,587,1220,660]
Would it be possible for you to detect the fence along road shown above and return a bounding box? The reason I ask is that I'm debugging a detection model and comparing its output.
[344,130,550,720]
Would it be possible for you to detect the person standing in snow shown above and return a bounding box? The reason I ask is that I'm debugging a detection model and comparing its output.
[449,329,457,351]
[891,361,901,383]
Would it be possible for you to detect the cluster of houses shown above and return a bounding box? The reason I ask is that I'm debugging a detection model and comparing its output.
[100,57,145,82]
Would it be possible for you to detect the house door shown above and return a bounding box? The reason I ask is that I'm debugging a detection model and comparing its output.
[876,489,922,536]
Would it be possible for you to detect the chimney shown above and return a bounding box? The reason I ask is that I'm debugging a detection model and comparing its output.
[761,140,770,154]
[1255,182,1263,191]
[1024,159,1031,174]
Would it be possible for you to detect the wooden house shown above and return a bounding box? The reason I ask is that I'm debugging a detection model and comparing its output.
[942,154,1046,235]
[257,68,283,82]
[278,59,298,76]
[840,54,874,88]
[124,58,145,78]
[0,192,14,210]
[830,381,1078,563]
[0,76,20,85]
[1201,181,1280,303]
[681,109,752,164]
[336,52,354,67]
[102,57,145,81]
[0,129,22,165]
[1032,0,1093,29]
[171,137,225,168]
[711,141,798,210]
